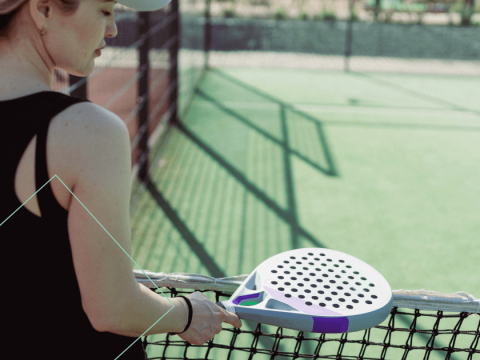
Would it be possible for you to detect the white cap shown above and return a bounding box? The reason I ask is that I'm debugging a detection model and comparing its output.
[117,0,172,12]
[0,0,172,15]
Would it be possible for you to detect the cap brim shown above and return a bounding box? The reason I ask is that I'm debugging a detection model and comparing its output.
[117,0,172,11]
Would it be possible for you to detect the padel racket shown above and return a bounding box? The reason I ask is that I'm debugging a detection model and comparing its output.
[216,248,393,333]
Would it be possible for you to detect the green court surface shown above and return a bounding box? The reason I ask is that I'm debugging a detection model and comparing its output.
[129,67,480,359]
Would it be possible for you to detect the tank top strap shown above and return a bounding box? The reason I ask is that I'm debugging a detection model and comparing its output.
[33,92,91,220]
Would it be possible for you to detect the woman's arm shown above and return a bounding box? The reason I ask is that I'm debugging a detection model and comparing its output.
[66,103,187,335]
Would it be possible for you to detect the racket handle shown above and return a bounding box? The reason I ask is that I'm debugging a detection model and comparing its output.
[216,301,237,314]
[216,301,226,310]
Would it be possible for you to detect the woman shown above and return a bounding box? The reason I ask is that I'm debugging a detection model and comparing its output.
[0,0,242,358]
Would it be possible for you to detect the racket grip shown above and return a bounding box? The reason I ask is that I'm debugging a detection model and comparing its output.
[216,301,237,314]
[216,301,226,310]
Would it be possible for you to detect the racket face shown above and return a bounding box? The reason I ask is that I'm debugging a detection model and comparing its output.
[226,248,392,333]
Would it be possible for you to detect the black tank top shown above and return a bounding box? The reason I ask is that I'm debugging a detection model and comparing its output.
[0,91,146,359]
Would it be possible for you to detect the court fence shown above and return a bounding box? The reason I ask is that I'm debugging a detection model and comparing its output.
[52,0,479,189]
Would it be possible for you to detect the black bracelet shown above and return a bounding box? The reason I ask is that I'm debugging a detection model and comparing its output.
[168,296,192,335]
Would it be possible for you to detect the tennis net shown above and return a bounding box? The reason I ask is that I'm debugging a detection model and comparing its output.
[134,271,479,360]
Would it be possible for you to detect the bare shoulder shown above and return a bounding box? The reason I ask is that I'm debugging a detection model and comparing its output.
[55,101,126,133]
[51,101,129,188]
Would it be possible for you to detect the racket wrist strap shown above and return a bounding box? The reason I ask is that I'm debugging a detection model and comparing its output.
[168,296,192,335]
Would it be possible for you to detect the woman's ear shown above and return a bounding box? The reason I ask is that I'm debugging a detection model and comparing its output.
[28,0,52,34]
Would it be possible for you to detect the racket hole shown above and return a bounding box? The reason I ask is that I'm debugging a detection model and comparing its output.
[329,280,336,284]
[327,259,332,262]
[279,287,285,291]
[364,288,370,292]
[291,277,297,280]
[348,276,354,279]
[311,284,317,288]
[306,302,312,306]
[331,291,338,295]
[345,292,351,296]
[284,271,290,274]
[335,275,341,278]
[298,283,304,287]
[343,281,349,285]
[285,282,291,286]
[305,289,311,293]
[296,261,302,265]
[308,262,314,266]
[299,295,305,299]
[308,253,313,256]
[312,296,319,300]
[309,273,315,276]
[322,274,329,278]
[352,299,359,303]
[302,267,308,270]
[324,285,330,289]
[290,256,295,259]
[283,260,289,264]
[334,264,339,268]
[339,298,345,302]
[341,270,347,274]
[290,266,296,269]
[292,288,298,292]
[361,277,367,281]
[325,297,332,301]
[314,258,320,261]
[316,279,323,283]
[350,287,356,291]
[272,270,278,273]
[366,300,372,305]
[297,272,303,275]
[337,286,344,290]
[347,305,353,309]
[372,295,378,299]
[355,282,361,286]
[315,268,321,272]
[328,269,334,273]
[278,265,284,268]
[339,260,345,263]
[354,271,359,275]
[318,290,325,295]
[272,281,278,285]
[278,276,284,279]
[321,263,327,267]
[369,283,375,287]
[285,294,292,298]
[304,278,310,282]
[320,303,326,307]
[346,265,352,268]
[358,294,364,298]
[302,257,308,260]
[320,253,326,256]
[333,304,340,308]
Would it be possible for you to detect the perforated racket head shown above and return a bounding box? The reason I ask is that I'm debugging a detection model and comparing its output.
[218,248,393,333]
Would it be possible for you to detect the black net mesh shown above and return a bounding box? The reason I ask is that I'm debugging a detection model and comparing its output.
[143,287,479,360]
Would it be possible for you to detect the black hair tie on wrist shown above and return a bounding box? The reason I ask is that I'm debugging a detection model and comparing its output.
[168,296,192,335]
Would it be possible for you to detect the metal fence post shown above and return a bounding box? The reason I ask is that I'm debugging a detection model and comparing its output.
[344,0,354,72]
[169,0,180,125]
[204,0,212,68]
[138,11,150,183]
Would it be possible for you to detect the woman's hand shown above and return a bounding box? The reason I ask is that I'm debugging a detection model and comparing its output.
[177,292,242,345]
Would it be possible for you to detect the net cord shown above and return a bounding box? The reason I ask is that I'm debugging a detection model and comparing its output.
[133,270,480,314]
